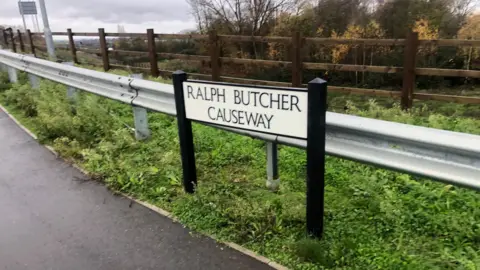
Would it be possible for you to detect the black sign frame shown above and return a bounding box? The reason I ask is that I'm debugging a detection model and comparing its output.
[172,70,328,238]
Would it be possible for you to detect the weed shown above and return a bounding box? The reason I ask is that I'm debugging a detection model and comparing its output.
[1,69,479,270]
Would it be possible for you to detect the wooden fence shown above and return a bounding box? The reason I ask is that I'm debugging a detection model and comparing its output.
[3,28,480,108]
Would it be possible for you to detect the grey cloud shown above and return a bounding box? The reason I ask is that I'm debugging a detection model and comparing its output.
[1,0,191,23]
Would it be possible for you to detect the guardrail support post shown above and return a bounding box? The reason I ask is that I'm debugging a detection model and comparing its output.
[292,31,303,87]
[98,28,110,71]
[266,142,280,190]
[147,29,159,78]
[7,67,18,83]
[27,30,36,56]
[209,30,220,81]
[130,73,151,140]
[67,29,78,64]
[17,30,25,53]
[401,31,419,110]
[63,62,77,99]
[28,74,40,89]
[26,54,40,89]
[306,77,328,239]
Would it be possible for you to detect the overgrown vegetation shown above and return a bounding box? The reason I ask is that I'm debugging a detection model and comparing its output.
[1,71,479,269]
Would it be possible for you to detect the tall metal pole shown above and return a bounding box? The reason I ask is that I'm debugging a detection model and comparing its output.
[21,15,28,32]
[31,15,36,31]
[18,1,28,32]
[35,15,41,32]
[38,0,56,60]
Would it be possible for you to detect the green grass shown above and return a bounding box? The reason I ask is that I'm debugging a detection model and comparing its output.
[1,70,479,270]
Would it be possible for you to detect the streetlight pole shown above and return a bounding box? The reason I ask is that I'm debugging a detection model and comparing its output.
[38,0,56,60]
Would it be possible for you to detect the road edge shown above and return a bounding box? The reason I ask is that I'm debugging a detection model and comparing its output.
[0,104,289,270]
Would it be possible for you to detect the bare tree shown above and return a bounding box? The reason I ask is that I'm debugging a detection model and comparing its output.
[187,0,299,35]
[449,0,477,17]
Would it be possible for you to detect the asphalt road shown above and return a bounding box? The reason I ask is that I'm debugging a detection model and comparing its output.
[0,109,273,270]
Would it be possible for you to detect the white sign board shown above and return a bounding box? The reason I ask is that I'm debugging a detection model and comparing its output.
[18,1,37,15]
[183,81,308,139]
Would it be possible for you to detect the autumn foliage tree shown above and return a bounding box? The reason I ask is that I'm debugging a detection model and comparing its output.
[180,0,480,87]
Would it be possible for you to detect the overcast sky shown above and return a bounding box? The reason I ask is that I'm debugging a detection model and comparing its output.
[0,0,196,33]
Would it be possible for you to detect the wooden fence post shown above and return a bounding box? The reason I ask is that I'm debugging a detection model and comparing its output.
[291,31,303,87]
[17,30,25,52]
[67,29,78,64]
[27,30,35,56]
[9,29,16,53]
[98,28,110,71]
[209,30,220,81]
[401,31,419,110]
[147,28,159,77]
[2,30,8,47]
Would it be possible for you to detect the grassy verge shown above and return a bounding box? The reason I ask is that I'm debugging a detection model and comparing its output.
[1,70,479,269]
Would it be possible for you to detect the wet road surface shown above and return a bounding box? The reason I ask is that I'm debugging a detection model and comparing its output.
[0,109,273,270]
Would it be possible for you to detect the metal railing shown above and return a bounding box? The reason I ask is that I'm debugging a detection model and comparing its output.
[1,49,479,191]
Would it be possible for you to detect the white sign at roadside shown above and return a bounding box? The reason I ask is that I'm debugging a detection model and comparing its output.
[183,81,308,139]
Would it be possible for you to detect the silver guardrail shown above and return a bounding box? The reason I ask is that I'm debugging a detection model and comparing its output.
[1,50,479,190]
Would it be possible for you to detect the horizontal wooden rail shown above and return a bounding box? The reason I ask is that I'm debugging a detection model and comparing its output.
[77,48,101,54]
[157,70,173,77]
[155,34,208,40]
[305,38,406,46]
[218,35,290,43]
[216,76,402,98]
[414,93,480,104]
[186,72,211,79]
[109,49,148,56]
[219,76,291,87]
[158,69,211,79]
[304,62,402,74]
[67,32,99,37]
[105,33,146,38]
[157,53,210,61]
[26,30,480,48]
[34,32,94,37]
[418,39,480,47]
[220,57,291,67]
[415,68,480,78]
[329,86,401,97]
[110,64,150,71]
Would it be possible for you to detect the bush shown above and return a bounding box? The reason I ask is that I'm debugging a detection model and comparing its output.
[2,83,38,117]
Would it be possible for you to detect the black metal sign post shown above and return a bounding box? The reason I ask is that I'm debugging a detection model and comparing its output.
[172,71,197,193]
[306,78,328,238]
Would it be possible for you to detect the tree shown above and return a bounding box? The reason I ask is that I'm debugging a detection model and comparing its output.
[458,14,480,69]
[314,0,372,37]
[266,5,316,60]
[187,0,299,35]
[376,0,475,38]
